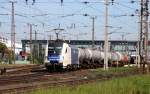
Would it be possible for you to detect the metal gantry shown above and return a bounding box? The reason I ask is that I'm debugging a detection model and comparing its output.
[139,0,149,72]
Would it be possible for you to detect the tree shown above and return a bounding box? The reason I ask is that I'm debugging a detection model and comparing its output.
[0,42,7,53]
[0,42,7,58]
[0,42,14,64]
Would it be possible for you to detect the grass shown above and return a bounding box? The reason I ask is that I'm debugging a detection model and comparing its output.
[90,66,137,73]
[86,67,138,78]
[29,73,150,94]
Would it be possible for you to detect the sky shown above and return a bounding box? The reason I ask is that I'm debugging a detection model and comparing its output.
[0,0,145,43]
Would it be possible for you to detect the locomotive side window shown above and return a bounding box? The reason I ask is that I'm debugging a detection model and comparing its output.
[65,48,67,53]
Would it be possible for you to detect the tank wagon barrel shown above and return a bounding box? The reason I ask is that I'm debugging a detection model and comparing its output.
[78,48,130,68]
[78,48,103,68]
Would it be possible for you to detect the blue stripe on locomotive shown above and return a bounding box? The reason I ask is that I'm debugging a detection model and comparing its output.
[48,54,63,63]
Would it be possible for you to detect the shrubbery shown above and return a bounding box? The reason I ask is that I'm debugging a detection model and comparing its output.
[0,42,14,64]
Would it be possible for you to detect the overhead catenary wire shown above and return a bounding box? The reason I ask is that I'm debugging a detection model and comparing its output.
[0,0,141,41]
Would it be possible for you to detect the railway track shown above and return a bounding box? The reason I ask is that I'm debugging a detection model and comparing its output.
[0,64,45,76]
[0,69,89,94]
[0,68,140,94]
[0,64,88,93]
[0,77,89,94]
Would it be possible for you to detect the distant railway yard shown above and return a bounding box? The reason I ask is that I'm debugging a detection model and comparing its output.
[0,64,145,94]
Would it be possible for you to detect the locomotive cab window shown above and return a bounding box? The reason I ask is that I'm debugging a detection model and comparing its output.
[48,47,55,54]
[48,47,62,54]
[65,48,67,53]
[55,47,62,54]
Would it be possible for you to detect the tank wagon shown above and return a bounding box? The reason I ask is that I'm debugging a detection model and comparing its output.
[44,41,130,71]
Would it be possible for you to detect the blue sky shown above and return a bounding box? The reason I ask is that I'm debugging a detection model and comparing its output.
[0,0,144,43]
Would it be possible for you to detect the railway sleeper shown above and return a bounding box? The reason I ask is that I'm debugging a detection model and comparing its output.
[0,67,6,75]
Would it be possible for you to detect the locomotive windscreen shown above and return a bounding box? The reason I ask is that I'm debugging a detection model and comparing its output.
[48,42,63,54]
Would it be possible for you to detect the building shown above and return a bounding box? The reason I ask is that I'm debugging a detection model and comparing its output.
[21,39,141,55]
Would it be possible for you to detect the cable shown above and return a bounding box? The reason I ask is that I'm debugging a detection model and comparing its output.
[18,2,93,28]
[0,0,141,41]
[114,2,138,10]
[0,0,140,4]
[21,0,141,4]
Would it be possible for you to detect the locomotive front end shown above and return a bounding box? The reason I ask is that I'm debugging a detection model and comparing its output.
[44,41,64,71]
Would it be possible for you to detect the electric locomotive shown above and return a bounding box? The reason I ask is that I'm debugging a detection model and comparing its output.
[44,40,79,71]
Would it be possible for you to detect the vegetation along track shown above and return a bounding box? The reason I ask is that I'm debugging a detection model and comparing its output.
[0,66,142,94]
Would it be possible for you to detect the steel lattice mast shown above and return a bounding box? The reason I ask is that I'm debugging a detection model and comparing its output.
[10,1,16,64]
[140,0,149,72]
